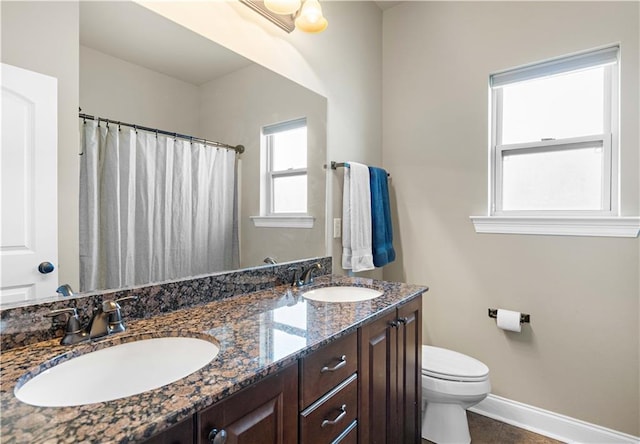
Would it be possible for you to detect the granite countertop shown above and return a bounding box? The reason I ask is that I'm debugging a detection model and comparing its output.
[0,275,427,443]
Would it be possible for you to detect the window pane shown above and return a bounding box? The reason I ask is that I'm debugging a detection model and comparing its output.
[502,146,603,211]
[271,126,307,171]
[273,175,307,213]
[501,67,604,144]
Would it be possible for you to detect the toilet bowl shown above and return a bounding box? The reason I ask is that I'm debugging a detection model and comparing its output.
[421,345,491,444]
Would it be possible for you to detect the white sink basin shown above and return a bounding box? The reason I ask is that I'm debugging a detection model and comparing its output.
[302,286,383,303]
[15,336,219,407]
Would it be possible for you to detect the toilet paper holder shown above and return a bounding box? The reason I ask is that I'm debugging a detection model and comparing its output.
[488,308,530,324]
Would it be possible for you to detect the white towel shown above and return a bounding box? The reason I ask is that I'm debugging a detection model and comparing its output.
[342,162,374,272]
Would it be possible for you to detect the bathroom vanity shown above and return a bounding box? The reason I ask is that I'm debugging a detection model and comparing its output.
[0,272,426,443]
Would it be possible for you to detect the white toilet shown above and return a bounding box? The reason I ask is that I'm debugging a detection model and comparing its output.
[421,345,491,444]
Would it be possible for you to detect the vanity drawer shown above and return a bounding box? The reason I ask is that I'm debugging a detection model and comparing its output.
[300,374,357,444]
[300,331,357,408]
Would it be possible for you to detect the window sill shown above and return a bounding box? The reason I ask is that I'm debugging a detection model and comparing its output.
[470,216,640,238]
[251,215,315,229]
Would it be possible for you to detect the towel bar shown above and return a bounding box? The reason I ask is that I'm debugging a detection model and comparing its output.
[326,161,390,177]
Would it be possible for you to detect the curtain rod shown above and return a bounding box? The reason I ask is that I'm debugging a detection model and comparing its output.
[327,161,390,177]
[79,113,245,154]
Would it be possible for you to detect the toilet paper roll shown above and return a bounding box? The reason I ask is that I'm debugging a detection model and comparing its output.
[497,309,522,333]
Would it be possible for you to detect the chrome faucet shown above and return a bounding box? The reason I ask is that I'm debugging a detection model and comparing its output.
[56,284,74,297]
[299,262,322,286]
[86,296,138,339]
[45,308,88,345]
[46,296,138,345]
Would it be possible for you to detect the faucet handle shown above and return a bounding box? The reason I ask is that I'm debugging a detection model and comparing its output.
[101,300,119,313]
[107,296,139,334]
[288,267,302,287]
[115,295,139,305]
[45,308,88,345]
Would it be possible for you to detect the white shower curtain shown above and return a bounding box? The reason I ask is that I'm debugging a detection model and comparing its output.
[79,120,239,292]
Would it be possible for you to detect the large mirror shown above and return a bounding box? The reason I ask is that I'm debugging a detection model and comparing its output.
[75,2,327,293]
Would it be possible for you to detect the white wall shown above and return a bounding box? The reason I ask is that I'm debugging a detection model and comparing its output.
[1,1,80,292]
[382,1,639,436]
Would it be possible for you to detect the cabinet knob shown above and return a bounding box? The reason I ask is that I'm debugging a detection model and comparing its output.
[208,428,227,444]
[38,262,55,274]
[388,320,398,328]
[397,317,408,324]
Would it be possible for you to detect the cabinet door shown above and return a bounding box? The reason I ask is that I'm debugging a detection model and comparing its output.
[397,296,422,444]
[197,364,298,444]
[358,310,397,444]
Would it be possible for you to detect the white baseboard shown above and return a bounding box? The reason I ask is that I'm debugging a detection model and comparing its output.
[469,394,640,444]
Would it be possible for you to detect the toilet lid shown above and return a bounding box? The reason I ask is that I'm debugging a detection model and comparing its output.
[422,345,489,382]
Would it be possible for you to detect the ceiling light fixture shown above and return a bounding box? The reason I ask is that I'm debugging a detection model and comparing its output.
[264,0,301,15]
[240,0,328,34]
[295,0,328,33]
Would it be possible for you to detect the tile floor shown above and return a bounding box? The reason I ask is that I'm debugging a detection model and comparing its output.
[422,412,565,444]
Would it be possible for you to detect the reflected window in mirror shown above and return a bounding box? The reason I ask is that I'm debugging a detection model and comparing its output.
[263,118,308,214]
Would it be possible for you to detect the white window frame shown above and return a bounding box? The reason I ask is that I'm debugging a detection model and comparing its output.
[472,45,640,237]
[251,118,314,229]
[265,118,307,215]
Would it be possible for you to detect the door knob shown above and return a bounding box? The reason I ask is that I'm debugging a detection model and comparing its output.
[38,262,55,274]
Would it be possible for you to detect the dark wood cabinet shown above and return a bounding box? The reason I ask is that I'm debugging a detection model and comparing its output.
[299,332,357,410]
[196,364,298,444]
[299,331,359,444]
[396,296,422,443]
[141,295,423,444]
[358,295,422,444]
[143,416,195,444]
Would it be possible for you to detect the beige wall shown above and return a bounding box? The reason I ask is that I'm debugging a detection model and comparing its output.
[80,46,200,135]
[1,1,80,291]
[199,64,327,268]
[382,1,639,435]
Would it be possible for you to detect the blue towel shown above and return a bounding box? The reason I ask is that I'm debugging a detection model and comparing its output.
[369,167,395,267]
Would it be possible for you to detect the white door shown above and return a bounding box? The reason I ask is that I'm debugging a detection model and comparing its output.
[1,63,58,304]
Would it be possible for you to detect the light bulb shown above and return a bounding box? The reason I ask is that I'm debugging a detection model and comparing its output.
[264,0,301,15]
[295,0,328,33]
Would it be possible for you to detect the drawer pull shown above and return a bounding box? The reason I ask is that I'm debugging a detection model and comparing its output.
[321,404,347,428]
[320,355,347,373]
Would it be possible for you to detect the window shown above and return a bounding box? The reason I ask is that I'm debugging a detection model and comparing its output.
[472,45,639,237]
[264,118,307,214]
[491,45,619,215]
[252,118,314,228]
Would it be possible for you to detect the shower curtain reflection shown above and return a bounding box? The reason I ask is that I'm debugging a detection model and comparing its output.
[79,120,239,292]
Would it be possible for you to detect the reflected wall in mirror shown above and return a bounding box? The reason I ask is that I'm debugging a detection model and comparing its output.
[76,2,327,293]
